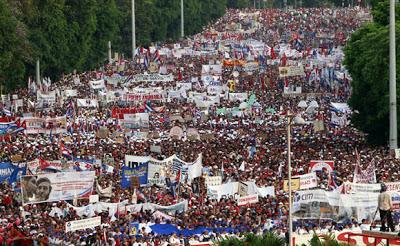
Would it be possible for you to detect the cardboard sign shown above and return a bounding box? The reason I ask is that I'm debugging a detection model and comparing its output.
[283,178,301,192]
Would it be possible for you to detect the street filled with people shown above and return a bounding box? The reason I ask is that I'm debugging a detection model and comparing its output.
[1,6,397,246]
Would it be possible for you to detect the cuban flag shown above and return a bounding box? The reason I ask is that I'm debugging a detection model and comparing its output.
[2,108,12,116]
[144,56,149,69]
[152,50,160,63]
[60,143,73,159]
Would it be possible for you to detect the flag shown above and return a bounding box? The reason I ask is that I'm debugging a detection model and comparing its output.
[153,50,160,63]
[328,172,339,189]
[60,142,73,159]
[144,56,149,69]
[73,158,94,171]
[176,168,181,183]
[2,108,12,116]
[239,161,245,172]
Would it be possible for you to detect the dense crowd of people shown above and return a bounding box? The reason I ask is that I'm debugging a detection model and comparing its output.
[0,6,391,246]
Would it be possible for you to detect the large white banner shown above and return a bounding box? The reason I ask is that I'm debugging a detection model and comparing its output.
[65,216,101,232]
[21,171,95,204]
[23,116,67,134]
[131,74,174,83]
[121,113,150,129]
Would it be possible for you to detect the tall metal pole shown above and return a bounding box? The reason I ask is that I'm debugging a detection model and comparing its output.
[132,0,136,60]
[390,0,397,149]
[36,59,40,86]
[287,114,293,246]
[181,0,184,38]
[108,41,112,64]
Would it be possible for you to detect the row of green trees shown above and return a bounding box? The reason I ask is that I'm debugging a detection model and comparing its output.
[344,0,400,146]
[0,0,368,93]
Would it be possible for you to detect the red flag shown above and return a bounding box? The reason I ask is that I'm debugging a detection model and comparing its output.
[270,48,276,60]
[39,158,51,170]
[281,53,287,66]
[178,69,183,81]
[176,169,181,183]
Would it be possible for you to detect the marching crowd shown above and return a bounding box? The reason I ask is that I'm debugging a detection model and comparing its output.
[0,6,392,246]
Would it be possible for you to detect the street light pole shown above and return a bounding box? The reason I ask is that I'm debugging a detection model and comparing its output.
[389,0,397,149]
[132,0,136,60]
[181,0,184,38]
[287,113,293,246]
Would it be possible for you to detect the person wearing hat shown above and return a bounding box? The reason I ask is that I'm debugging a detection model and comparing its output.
[378,184,395,232]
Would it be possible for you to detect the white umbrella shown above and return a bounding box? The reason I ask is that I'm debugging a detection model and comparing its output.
[298,100,308,108]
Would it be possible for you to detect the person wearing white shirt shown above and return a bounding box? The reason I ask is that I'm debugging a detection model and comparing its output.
[169,233,180,246]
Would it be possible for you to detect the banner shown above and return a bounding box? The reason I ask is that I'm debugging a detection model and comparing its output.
[293,230,400,246]
[296,172,318,190]
[131,74,174,83]
[21,171,95,204]
[23,116,67,134]
[65,216,101,232]
[279,66,305,77]
[89,80,105,90]
[121,113,150,129]
[309,160,334,173]
[36,90,56,106]
[237,194,259,206]
[124,93,164,102]
[293,189,383,222]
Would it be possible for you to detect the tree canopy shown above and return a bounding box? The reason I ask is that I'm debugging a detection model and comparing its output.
[0,0,362,93]
[344,0,400,145]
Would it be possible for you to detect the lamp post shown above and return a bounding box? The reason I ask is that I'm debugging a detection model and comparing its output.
[389,0,397,149]
[181,0,184,38]
[287,111,305,246]
[132,0,136,60]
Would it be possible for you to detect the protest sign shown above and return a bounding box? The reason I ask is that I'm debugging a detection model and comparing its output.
[65,216,101,232]
[279,66,305,77]
[309,160,334,173]
[237,194,259,206]
[283,178,301,192]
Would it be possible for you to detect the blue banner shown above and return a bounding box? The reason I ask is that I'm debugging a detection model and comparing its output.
[121,162,148,189]
[0,162,18,183]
